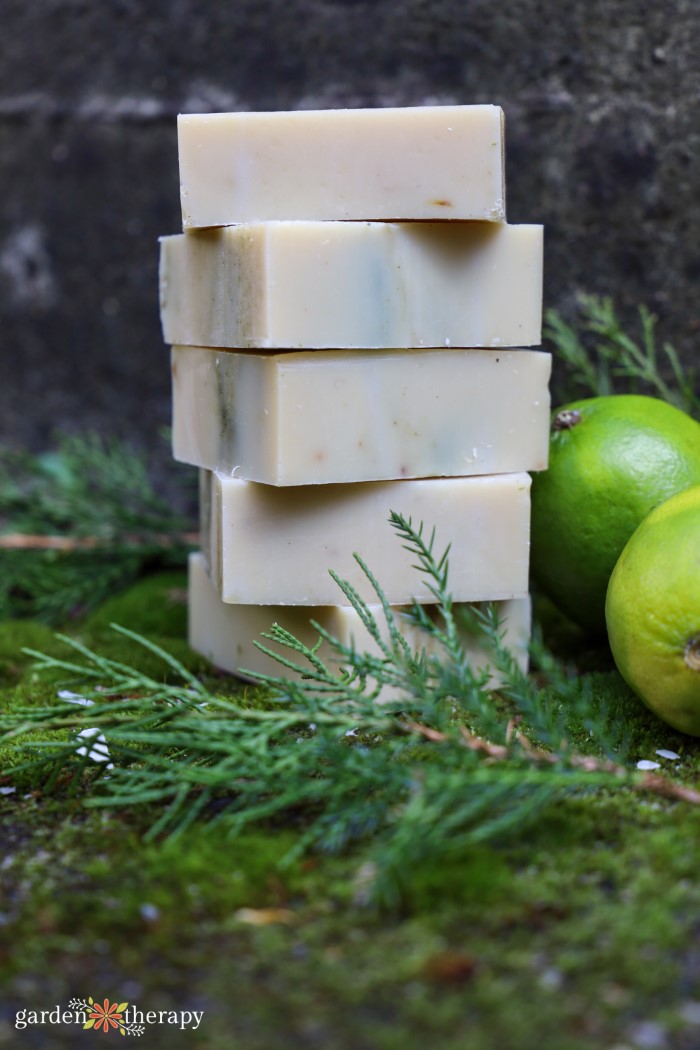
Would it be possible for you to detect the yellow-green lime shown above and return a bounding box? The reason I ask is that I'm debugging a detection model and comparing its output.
[530,395,700,635]
[606,485,700,735]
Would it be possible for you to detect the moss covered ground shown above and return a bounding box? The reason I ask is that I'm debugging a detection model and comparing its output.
[1,572,700,1049]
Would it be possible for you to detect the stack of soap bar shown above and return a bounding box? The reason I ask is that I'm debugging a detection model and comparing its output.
[160,221,543,349]
[159,104,548,689]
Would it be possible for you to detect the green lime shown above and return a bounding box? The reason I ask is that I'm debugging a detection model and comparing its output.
[530,395,700,635]
[606,485,700,735]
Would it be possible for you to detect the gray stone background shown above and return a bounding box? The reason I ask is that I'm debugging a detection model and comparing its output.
[1,0,698,468]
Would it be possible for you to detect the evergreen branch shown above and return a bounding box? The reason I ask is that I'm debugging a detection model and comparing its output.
[0,431,197,621]
[330,561,414,671]
[545,294,700,417]
[1,516,698,898]
[543,304,614,397]
[0,431,192,540]
[108,623,208,697]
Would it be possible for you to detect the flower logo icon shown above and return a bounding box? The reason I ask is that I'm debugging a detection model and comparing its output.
[82,998,129,1034]
[85,999,125,1033]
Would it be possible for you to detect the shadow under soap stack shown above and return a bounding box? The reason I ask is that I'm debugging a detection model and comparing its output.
[158,104,549,688]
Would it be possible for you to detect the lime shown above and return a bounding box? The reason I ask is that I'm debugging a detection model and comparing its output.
[606,485,700,735]
[530,395,700,635]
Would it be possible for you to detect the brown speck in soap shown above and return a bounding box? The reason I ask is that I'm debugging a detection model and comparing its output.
[400,466,409,476]
[314,450,325,462]
[431,199,452,208]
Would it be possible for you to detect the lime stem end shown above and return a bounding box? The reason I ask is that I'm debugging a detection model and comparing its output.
[553,409,582,432]
[684,636,700,672]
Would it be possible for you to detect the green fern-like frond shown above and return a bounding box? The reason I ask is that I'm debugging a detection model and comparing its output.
[545,294,699,417]
[0,514,667,902]
[0,431,196,621]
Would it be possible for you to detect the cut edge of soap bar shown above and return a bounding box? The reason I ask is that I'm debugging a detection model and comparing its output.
[188,550,531,697]
[170,345,552,485]
[177,104,506,227]
[202,471,532,606]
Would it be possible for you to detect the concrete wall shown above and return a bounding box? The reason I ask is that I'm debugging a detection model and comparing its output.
[1,0,698,457]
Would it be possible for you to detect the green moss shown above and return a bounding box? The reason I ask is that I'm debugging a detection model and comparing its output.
[3,790,700,1049]
[2,571,700,1049]
[82,570,189,639]
[0,619,68,686]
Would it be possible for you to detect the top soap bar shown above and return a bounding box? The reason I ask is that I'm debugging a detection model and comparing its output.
[178,105,505,228]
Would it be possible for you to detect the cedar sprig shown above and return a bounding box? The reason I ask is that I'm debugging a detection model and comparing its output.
[3,514,692,904]
[545,293,700,418]
[0,430,193,540]
[0,431,196,621]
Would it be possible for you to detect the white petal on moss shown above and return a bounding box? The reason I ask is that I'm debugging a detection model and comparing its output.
[75,728,114,768]
[637,759,661,771]
[59,690,94,707]
[655,749,680,761]
[0,787,16,795]
[139,903,160,922]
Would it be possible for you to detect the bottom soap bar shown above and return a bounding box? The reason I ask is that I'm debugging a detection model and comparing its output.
[202,470,531,605]
[188,551,530,691]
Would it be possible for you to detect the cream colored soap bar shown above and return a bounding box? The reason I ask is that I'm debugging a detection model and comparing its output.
[159,221,542,350]
[188,552,530,691]
[201,471,531,606]
[178,105,505,228]
[172,346,551,484]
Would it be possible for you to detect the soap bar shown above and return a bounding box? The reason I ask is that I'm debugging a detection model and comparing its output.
[159,221,542,350]
[177,105,505,228]
[172,346,551,485]
[201,471,531,606]
[188,551,531,691]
